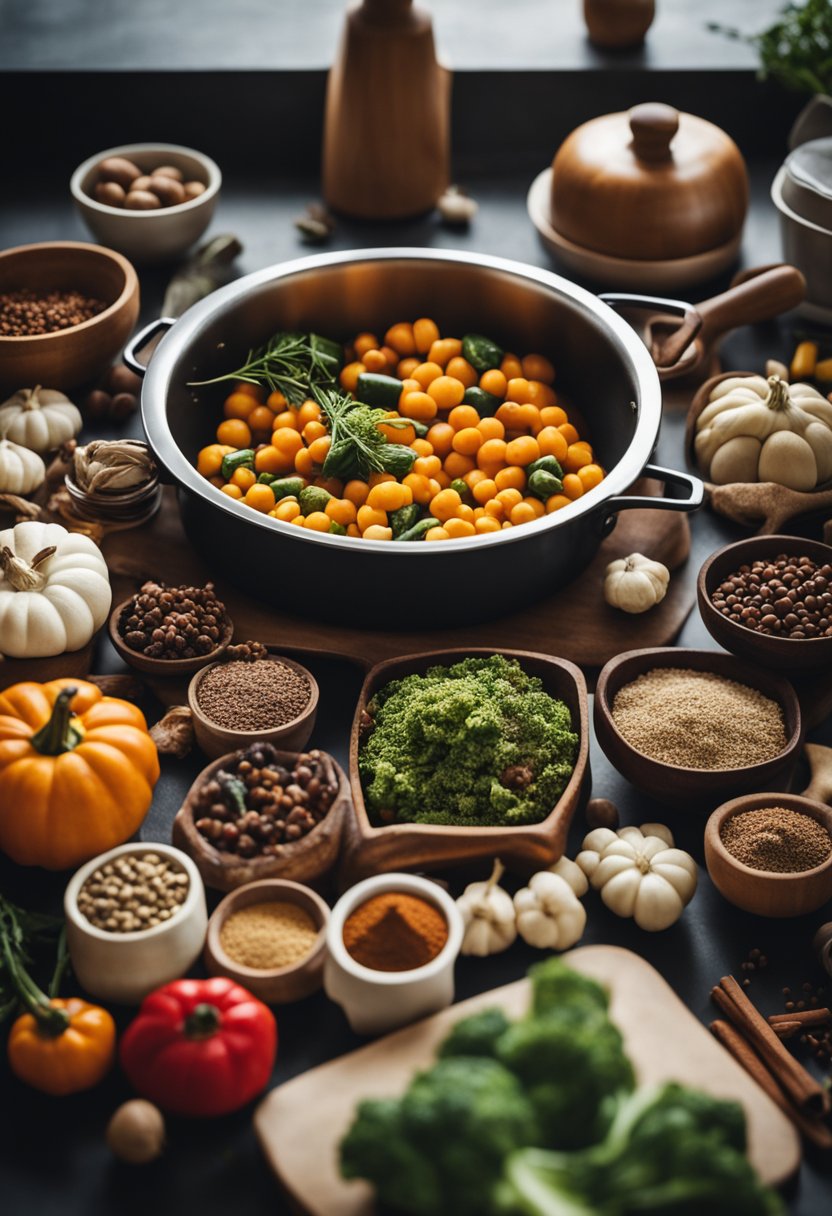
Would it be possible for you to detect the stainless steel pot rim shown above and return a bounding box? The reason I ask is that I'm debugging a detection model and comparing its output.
[141,246,663,553]
[772,166,832,236]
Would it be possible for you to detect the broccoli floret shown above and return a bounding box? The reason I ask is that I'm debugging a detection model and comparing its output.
[497,1011,634,1149]
[497,1085,784,1216]
[360,655,578,828]
[339,1057,541,1216]
[439,1007,512,1060]
[340,1097,441,1215]
[530,958,610,1019]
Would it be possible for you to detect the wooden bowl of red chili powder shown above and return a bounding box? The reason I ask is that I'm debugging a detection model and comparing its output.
[324,874,464,1036]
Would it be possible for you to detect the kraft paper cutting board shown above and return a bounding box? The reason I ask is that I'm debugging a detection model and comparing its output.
[254,945,800,1215]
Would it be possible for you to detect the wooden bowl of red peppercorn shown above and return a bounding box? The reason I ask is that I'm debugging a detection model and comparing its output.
[698,535,832,672]
[173,746,351,891]
[0,241,140,393]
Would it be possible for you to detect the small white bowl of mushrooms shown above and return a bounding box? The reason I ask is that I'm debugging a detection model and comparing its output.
[70,143,221,263]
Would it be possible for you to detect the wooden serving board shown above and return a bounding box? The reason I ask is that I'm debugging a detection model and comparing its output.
[101,482,692,696]
[254,945,800,1215]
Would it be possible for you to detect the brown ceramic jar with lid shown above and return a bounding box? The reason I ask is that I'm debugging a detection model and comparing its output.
[550,103,749,262]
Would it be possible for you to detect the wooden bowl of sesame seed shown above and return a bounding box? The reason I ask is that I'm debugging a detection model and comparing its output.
[0,241,140,393]
[204,878,330,1004]
[705,793,832,917]
[594,647,804,811]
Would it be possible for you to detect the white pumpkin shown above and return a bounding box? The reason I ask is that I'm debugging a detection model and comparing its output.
[514,871,586,950]
[0,386,82,455]
[576,823,697,932]
[695,374,832,490]
[0,521,112,657]
[0,438,45,495]
[604,552,670,614]
[456,859,517,957]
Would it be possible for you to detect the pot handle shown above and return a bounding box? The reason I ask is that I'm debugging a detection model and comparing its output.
[603,463,704,515]
[599,292,702,370]
[123,317,176,377]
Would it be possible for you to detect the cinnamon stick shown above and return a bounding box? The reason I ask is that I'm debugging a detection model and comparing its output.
[712,976,830,1116]
[711,1019,832,1152]
[769,1020,804,1041]
[769,1009,831,1031]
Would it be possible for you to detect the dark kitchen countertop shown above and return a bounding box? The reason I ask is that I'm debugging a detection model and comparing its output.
[0,0,784,72]
[1,158,831,1215]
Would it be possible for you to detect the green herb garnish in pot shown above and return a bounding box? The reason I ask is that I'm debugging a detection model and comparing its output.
[188,330,343,403]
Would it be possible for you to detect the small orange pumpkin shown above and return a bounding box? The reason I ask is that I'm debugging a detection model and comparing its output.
[0,678,160,869]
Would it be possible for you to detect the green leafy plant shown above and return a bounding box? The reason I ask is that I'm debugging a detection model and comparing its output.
[316,386,416,481]
[188,330,343,403]
[710,0,832,96]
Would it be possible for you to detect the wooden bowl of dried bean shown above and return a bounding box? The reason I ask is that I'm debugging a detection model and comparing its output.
[187,653,318,760]
[203,878,330,1004]
[698,536,832,672]
[705,793,832,917]
[594,647,804,811]
[173,744,350,891]
[108,583,234,676]
[0,241,139,392]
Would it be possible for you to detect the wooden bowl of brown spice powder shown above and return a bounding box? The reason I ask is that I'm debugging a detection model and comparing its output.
[594,647,803,810]
[705,793,832,917]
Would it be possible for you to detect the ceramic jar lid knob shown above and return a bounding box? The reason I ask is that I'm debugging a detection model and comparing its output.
[629,103,679,163]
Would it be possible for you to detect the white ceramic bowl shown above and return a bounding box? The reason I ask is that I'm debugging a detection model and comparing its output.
[324,873,464,1036]
[70,142,221,264]
[64,842,208,1004]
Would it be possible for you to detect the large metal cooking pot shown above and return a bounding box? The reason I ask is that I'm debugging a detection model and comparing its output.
[130,248,702,627]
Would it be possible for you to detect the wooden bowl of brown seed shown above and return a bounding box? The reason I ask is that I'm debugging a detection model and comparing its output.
[704,793,832,917]
[187,653,318,760]
[108,584,234,677]
[698,535,832,672]
[594,647,804,811]
[173,745,350,891]
[0,241,139,392]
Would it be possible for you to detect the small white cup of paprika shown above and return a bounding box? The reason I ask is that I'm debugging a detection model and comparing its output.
[65,843,208,1004]
[324,872,463,1036]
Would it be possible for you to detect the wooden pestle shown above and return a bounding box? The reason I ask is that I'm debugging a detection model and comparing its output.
[322,0,450,219]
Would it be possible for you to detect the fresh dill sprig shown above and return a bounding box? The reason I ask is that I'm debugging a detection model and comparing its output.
[188,331,342,405]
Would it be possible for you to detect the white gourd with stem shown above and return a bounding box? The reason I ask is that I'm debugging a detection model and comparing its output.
[0,386,82,455]
[0,521,112,657]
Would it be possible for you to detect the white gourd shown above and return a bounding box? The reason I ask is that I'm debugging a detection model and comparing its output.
[0,386,82,454]
[514,871,586,950]
[576,822,697,932]
[0,438,45,495]
[695,375,832,490]
[0,521,112,658]
[456,859,517,956]
[604,553,670,614]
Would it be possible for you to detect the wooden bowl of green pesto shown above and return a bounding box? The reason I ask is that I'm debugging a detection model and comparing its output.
[341,648,590,885]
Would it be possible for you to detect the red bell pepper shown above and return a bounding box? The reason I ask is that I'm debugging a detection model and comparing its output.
[119,977,277,1117]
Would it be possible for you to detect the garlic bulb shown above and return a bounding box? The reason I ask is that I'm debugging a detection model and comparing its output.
[547,854,589,898]
[514,871,586,950]
[73,440,156,494]
[437,185,478,225]
[604,553,670,614]
[576,823,697,932]
[456,859,517,956]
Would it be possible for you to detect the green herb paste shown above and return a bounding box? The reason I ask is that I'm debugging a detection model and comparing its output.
[359,655,578,828]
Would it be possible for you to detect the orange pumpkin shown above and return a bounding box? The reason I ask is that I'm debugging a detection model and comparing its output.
[0,678,160,869]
